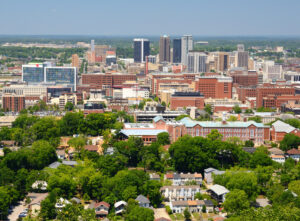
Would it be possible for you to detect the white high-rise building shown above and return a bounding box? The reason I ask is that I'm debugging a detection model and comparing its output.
[91,40,95,52]
[187,52,207,73]
[181,35,193,66]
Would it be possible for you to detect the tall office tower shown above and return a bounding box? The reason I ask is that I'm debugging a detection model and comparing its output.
[237,51,249,68]
[72,54,80,68]
[237,44,245,52]
[187,52,207,73]
[173,38,182,63]
[218,52,229,72]
[133,38,150,63]
[91,39,95,52]
[159,35,170,63]
[181,35,193,65]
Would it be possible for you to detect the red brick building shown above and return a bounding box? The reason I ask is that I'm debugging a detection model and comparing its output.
[170,92,205,110]
[236,86,257,102]
[230,70,258,87]
[270,120,300,142]
[82,73,136,89]
[256,84,295,108]
[2,94,25,112]
[194,76,232,99]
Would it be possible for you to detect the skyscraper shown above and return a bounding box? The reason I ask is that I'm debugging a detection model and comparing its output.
[133,38,150,63]
[181,35,193,65]
[72,54,80,68]
[237,51,249,68]
[237,44,245,52]
[91,39,95,52]
[187,52,207,73]
[159,35,170,63]
[173,38,181,63]
[218,52,229,72]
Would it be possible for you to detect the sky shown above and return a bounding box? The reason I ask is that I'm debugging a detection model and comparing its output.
[0,0,300,36]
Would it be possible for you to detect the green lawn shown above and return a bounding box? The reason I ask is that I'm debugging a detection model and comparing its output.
[170,213,185,221]
[192,212,201,220]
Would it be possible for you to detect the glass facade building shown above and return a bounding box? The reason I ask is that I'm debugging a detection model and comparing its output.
[173,38,182,63]
[45,67,77,91]
[133,38,150,63]
[22,64,44,83]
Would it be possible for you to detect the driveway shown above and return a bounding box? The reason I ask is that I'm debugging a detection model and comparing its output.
[154,208,171,220]
[8,201,26,221]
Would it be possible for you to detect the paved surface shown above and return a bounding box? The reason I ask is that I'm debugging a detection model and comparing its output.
[154,208,171,220]
[8,201,26,221]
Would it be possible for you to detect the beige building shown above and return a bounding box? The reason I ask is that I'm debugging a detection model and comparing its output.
[0,116,17,128]
[59,94,77,109]
[72,54,80,68]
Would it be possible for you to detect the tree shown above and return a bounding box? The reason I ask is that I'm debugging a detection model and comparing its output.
[126,205,154,221]
[280,133,300,151]
[68,136,87,152]
[65,102,74,111]
[233,105,242,114]
[227,116,238,121]
[207,129,223,141]
[223,189,250,214]
[245,140,254,147]
[184,208,191,220]
[195,192,203,200]
[288,180,300,196]
[250,147,273,168]
[245,109,253,114]
[175,114,190,121]
[157,132,170,145]
[285,118,300,128]
[161,101,166,107]
[59,112,84,136]
[204,104,212,115]
[248,116,262,123]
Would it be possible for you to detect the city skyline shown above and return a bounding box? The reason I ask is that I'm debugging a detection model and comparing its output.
[1,0,300,36]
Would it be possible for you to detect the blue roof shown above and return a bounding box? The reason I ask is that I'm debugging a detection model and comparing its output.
[180,117,268,128]
[120,129,167,136]
[153,115,165,123]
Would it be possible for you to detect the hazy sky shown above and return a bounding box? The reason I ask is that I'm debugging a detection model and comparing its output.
[1,0,300,36]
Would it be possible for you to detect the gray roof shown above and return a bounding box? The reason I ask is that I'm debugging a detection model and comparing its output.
[204,200,214,207]
[272,120,296,133]
[48,161,61,169]
[62,160,78,166]
[209,184,229,196]
[135,195,150,204]
[204,168,218,173]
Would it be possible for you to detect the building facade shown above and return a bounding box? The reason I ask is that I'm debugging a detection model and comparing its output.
[133,38,150,63]
[173,38,182,63]
[159,35,171,63]
[181,35,193,65]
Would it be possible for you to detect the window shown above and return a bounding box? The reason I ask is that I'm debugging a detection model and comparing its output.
[196,129,199,136]
[250,129,254,138]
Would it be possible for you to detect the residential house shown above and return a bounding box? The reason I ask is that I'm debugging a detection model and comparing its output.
[160,185,200,201]
[270,154,285,163]
[135,195,150,208]
[208,184,229,203]
[164,172,202,186]
[150,173,161,181]
[28,193,48,217]
[94,201,110,218]
[286,148,300,161]
[204,200,214,213]
[268,147,284,156]
[115,201,127,215]
[55,198,71,211]
[270,120,300,142]
[170,200,213,213]
[31,181,47,191]
[204,168,225,184]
